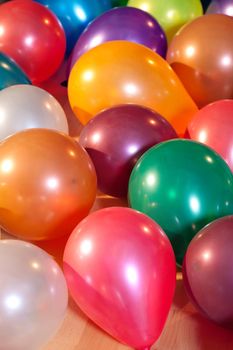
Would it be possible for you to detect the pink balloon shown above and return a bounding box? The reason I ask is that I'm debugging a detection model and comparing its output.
[187,99,233,172]
[63,207,176,350]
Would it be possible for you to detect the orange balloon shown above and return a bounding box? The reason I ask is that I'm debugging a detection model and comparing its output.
[167,14,233,108]
[0,129,97,240]
[68,41,197,135]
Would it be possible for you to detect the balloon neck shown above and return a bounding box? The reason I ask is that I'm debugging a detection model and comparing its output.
[136,347,151,350]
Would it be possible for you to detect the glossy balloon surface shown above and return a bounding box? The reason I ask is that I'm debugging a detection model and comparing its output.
[183,216,233,325]
[0,52,31,90]
[167,14,233,107]
[79,104,177,197]
[70,7,167,71]
[35,0,111,55]
[64,207,176,349]
[188,100,233,172]
[0,129,97,240]
[0,0,66,83]
[68,41,197,135]
[127,0,203,42]
[207,0,233,15]
[0,240,68,350]
[0,85,68,140]
[129,139,233,265]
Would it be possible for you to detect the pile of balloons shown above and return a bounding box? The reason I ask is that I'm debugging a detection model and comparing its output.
[1,0,233,349]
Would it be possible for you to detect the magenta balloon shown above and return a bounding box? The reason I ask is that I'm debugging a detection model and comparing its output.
[79,104,177,197]
[207,0,233,15]
[63,207,176,349]
[69,7,167,73]
[183,216,233,326]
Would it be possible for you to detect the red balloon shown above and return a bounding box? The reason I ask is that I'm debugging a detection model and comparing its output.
[187,100,233,172]
[63,207,176,350]
[0,0,66,83]
[183,216,233,326]
[79,104,177,197]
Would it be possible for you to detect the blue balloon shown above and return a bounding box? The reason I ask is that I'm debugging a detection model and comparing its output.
[0,53,31,91]
[35,0,112,55]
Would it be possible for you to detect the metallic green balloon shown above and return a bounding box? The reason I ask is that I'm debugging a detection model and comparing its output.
[128,139,233,265]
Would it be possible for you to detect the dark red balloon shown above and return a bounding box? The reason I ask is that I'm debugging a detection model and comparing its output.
[79,104,177,197]
[183,216,233,326]
[0,0,66,83]
[187,99,233,172]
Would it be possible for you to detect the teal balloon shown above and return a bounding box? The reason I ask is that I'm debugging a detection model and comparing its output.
[128,139,233,265]
[0,53,31,90]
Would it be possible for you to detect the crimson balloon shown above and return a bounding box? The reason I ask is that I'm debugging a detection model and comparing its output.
[64,207,176,350]
[0,0,66,83]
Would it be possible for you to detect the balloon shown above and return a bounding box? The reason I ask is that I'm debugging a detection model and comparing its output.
[187,100,233,173]
[0,85,68,140]
[0,239,68,350]
[35,0,111,55]
[79,104,177,197]
[69,7,167,72]
[183,216,233,326]
[0,52,31,90]
[0,129,97,240]
[68,41,197,136]
[128,139,233,265]
[127,0,203,42]
[0,0,66,83]
[167,14,233,108]
[207,0,233,15]
[63,207,176,350]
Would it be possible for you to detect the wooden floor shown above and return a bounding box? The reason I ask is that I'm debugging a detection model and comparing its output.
[1,62,233,350]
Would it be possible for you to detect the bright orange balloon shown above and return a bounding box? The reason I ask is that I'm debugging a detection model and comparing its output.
[68,41,197,135]
[0,129,97,240]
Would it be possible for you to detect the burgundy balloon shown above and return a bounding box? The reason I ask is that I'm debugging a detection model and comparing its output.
[69,6,167,73]
[183,216,233,326]
[207,0,233,15]
[79,104,177,197]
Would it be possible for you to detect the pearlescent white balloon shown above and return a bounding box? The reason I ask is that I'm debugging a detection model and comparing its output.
[0,84,68,140]
[0,240,68,350]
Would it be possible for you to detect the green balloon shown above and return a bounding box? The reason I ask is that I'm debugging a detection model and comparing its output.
[128,139,233,265]
[111,0,128,6]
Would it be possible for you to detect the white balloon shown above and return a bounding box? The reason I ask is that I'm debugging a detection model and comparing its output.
[0,240,68,350]
[0,84,68,140]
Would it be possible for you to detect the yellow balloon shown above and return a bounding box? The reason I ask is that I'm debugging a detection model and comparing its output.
[68,41,197,135]
[127,0,203,42]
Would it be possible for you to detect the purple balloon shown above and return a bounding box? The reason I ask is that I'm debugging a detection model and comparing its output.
[69,7,167,74]
[183,216,233,326]
[79,104,177,197]
[207,0,233,15]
